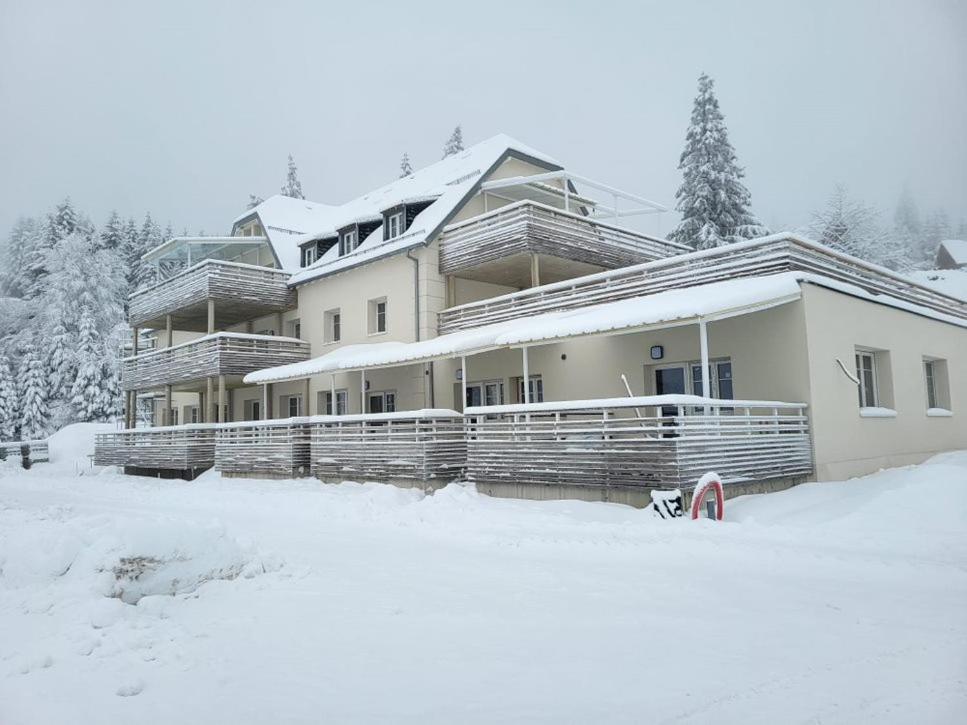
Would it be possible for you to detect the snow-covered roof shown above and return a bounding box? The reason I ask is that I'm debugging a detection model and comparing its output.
[908,269,967,302]
[233,196,339,270]
[278,134,562,283]
[244,272,805,384]
[938,239,967,266]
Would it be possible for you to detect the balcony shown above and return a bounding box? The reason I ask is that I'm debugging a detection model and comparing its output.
[464,397,814,493]
[128,258,295,331]
[438,233,967,333]
[215,418,312,478]
[94,425,216,476]
[122,333,310,391]
[438,200,683,288]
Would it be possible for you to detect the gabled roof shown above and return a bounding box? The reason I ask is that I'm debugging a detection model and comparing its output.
[276,134,562,285]
[232,196,339,270]
[937,239,967,267]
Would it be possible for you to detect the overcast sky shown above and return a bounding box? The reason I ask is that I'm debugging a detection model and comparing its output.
[1,0,964,238]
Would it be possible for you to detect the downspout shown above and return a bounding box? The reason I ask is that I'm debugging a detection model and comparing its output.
[406,249,434,407]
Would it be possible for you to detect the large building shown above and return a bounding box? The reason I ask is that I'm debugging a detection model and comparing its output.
[95,135,967,505]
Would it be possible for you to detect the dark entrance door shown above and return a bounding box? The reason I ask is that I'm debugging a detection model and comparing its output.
[655,367,686,416]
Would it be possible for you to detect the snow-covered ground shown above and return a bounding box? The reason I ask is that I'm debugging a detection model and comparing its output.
[2,425,966,724]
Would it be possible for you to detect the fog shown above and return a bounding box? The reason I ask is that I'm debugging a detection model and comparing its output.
[1,0,964,236]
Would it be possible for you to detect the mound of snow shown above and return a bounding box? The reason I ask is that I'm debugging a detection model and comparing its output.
[47,421,119,470]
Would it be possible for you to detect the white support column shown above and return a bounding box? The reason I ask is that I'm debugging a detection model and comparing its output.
[460,356,468,412]
[522,346,531,404]
[699,318,711,416]
[262,383,269,420]
[360,370,366,414]
[165,314,173,348]
[218,374,227,423]
[330,374,337,415]
[207,299,215,335]
[303,378,310,416]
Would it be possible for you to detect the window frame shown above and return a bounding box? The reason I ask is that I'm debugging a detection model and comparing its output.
[368,298,387,335]
[302,246,316,267]
[855,351,878,408]
[386,212,403,239]
[924,360,937,410]
[367,390,396,414]
[286,394,303,418]
[322,389,349,415]
[324,308,341,344]
[339,229,358,256]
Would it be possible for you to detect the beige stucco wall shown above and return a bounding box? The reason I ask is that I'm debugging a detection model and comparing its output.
[800,283,967,481]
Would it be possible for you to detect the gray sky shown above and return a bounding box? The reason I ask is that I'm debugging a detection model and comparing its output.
[1,0,965,238]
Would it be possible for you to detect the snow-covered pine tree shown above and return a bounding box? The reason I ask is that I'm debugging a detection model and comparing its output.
[0,216,40,297]
[808,185,886,262]
[70,307,111,421]
[442,126,464,158]
[399,152,413,178]
[121,216,143,295]
[0,354,18,441]
[280,155,305,199]
[47,318,76,402]
[17,341,48,440]
[135,212,161,289]
[49,197,80,242]
[668,74,768,250]
[99,211,124,252]
[917,209,950,269]
[247,194,264,209]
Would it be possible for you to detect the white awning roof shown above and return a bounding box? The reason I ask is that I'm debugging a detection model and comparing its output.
[244,272,805,385]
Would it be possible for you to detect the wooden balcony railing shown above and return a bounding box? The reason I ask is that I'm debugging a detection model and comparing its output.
[438,234,967,333]
[94,425,216,471]
[438,200,683,278]
[128,259,295,330]
[121,333,310,391]
[464,396,813,491]
[309,410,466,485]
[215,418,312,478]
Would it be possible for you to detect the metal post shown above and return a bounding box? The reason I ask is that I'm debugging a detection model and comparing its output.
[165,385,172,426]
[132,327,139,356]
[303,378,310,416]
[699,318,711,416]
[165,315,173,348]
[460,356,468,412]
[530,254,540,287]
[207,299,215,335]
[262,384,269,420]
[522,346,531,404]
[330,374,337,415]
[360,369,366,414]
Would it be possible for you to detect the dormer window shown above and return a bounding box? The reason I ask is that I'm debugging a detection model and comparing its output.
[302,246,317,267]
[339,229,358,256]
[386,212,403,239]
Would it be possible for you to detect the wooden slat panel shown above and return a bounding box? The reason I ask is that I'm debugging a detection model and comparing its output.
[465,402,813,491]
[439,237,967,333]
[122,334,310,391]
[438,201,677,278]
[128,259,295,329]
[93,426,215,470]
[310,415,466,484]
[215,420,311,477]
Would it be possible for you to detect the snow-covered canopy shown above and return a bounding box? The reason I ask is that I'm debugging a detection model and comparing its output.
[244,273,805,384]
[240,135,562,278]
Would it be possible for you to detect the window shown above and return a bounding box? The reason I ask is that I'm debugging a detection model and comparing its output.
[244,399,262,421]
[386,212,403,239]
[287,319,301,340]
[690,361,733,399]
[923,358,951,412]
[925,360,937,409]
[302,246,316,267]
[368,391,396,413]
[189,406,199,424]
[855,351,878,408]
[465,381,503,408]
[339,229,358,256]
[368,298,387,334]
[286,395,303,417]
[516,376,544,403]
[170,408,179,426]
[324,309,341,343]
[320,389,348,415]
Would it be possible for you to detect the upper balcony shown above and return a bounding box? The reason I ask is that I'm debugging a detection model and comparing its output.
[122,332,310,391]
[129,237,295,330]
[438,200,683,288]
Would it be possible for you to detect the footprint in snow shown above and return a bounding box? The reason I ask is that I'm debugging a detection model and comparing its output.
[116,680,144,697]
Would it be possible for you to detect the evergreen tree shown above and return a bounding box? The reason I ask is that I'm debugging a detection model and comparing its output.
[135,212,161,289]
[70,307,111,421]
[0,217,40,297]
[47,318,76,401]
[668,74,767,249]
[442,126,464,158]
[0,355,18,441]
[892,187,922,269]
[280,154,304,199]
[399,152,413,178]
[247,194,264,209]
[121,217,143,296]
[99,210,124,252]
[48,197,80,242]
[18,342,48,440]
[163,222,174,242]
[808,185,885,261]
